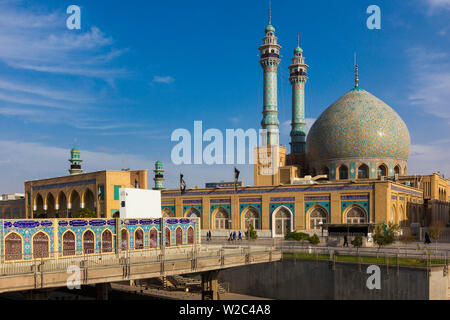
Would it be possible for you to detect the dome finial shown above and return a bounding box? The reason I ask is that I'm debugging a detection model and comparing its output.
[354,52,359,87]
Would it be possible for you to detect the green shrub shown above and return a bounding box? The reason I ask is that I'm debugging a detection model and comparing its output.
[308,233,320,245]
[245,223,258,240]
[351,233,363,249]
[285,231,310,241]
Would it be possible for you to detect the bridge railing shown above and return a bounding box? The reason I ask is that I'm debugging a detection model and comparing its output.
[0,244,281,277]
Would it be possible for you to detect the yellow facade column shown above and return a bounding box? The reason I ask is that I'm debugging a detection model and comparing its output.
[330,191,341,224]
[53,218,59,259]
[202,196,210,231]
[175,196,182,218]
[294,193,304,230]
[261,193,271,231]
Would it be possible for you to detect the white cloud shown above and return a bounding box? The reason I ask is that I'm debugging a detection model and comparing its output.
[152,76,175,84]
[407,48,450,121]
[423,0,450,11]
[408,142,450,177]
[0,140,154,194]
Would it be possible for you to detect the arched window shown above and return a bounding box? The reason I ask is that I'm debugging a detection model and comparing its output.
[214,207,230,230]
[62,231,75,256]
[101,230,113,253]
[149,229,158,248]
[5,233,22,261]
[394,165,401,176]
[135,229,144,250]
[243,207,260,230]
[165,228,171,247]
[339,165,348,180]
[176,227,183,246]
[346,206,367,224]
[391,207,395,223]
[377,165,387,178]
[121,229,128,251]
[358,164,369,179]
[309,207,328,230]
[274,207,291,236]
[187,227,194,244]
[83,230,95,254]
[185,207,200,218]
[33,231,49,259]
[162,208,174,218]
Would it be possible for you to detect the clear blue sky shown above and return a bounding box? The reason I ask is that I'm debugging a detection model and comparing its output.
[0,0,449,193]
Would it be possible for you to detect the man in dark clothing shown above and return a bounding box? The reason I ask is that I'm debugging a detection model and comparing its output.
[343,235,349,247]
[424,232,432,244]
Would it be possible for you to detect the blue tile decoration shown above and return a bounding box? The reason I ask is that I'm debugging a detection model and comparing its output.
[0,217,200,262]
[341,201,369,223]
[306,88,410,169]
[270,203,295,231]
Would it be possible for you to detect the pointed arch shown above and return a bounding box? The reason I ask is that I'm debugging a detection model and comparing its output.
[121,229,129,251]
[394,165,401,176]
[242,206,260,230]
[344,204,367,224]
[46,193,56,218]
[175,227,183,246]
[62,230,76,256]
[357,164,369,179]
[338,164,349,180]
[187,226,194,244]
[82,229,95,254]
[212,206,231,230]
[134,228,144,250]
[69,190,81,218]
[35,193,44,218]
[83,188,96,213]
[184,207,200,217]
[5,232,23,261]
[377,164,388,178]
[306,205,329,230]
[149,228,158,248]
[58,191,68,218]
[162,208,174,217]
[32,231,50,259]
[165,227,171,247]
[272,205,293,238]
[101,229,113,253]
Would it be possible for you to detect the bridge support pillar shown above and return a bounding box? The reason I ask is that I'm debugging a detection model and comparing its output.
[201,270,220,300]
[96,283,111,300]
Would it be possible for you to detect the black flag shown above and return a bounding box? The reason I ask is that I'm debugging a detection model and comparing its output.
[234,167,240,192]
[180,173,186,193]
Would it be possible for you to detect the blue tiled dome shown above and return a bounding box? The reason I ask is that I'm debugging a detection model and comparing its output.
[306,87,410,163]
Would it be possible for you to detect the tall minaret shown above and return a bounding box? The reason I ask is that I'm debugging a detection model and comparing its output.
[258,6,281,146]
[69,143,83,175]
[153,160,165,190]
[288,33,309,155]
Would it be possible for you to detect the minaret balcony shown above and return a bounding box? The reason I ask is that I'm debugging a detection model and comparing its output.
[261,52,279,59]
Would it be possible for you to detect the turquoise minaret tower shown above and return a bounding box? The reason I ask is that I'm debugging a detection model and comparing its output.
[153,160,165,190]
[289,33,309,155]
[258,7,281,146]
[69,144,83,175]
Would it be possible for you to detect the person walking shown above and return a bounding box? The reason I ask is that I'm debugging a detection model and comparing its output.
[424,232,431,244]
[343,234,349,247]
[232,231,236,242]
[238,231,242,241]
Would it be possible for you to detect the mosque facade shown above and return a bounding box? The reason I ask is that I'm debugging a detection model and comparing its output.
[160,13,450,237]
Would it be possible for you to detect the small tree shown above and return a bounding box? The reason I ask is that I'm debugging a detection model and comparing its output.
[308,233,320,245]
[351,233,363,252]
[398,227,416,246]
[245,223,258,240]
[429,221,445,252]
[74,208,97,218]
[373,222,399,257]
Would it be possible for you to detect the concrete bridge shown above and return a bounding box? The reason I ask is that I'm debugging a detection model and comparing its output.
[0,245,281,300]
